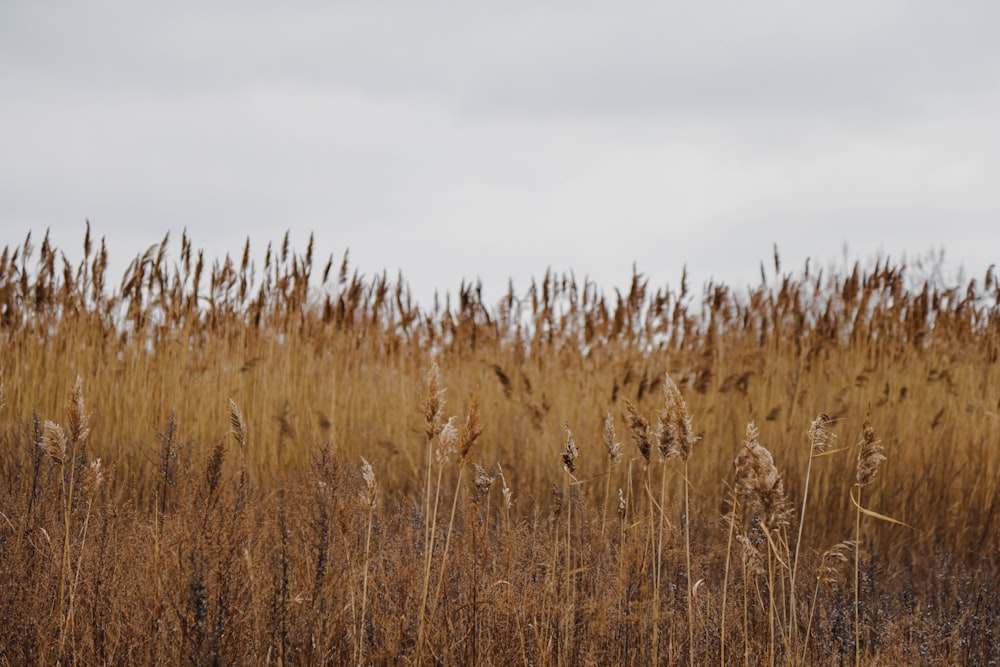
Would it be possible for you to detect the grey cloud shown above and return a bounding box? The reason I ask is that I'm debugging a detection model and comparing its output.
[2,1,998,306]
[6,1,999,117]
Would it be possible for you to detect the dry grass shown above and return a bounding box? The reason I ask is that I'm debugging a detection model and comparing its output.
[1,227,998,664]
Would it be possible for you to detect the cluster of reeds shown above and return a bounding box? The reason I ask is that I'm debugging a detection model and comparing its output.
[1,228,998,664]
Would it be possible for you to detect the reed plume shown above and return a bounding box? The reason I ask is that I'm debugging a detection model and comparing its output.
[624,399,652,463]
[561,423,579,475]
[856,413,885,489]
[601,412,622,537]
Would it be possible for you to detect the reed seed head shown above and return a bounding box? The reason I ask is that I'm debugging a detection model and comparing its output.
[420,361,447,442]
[436,417,458,464]
[551,483,563,518]
[67,375,90,446]
[229,398,247,448]
[459,394,483,466]
[856,413,885,487]
[602,412,622,466]
[624,400,652,463]
[472,463,495,504]
[818,541,856,593]
[87,457,105,494]
[657,373,697,462]
[807,412,836,454]
[561,423,579,475]
[42,420,68,464]
[497,463,514,510]
[359,456,377,509]
[734,421,792,530]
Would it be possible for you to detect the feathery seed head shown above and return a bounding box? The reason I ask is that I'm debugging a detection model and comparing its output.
[472,463,495,503]
[624,400,652,462]
[436,417,458,464]
[551,483,563,518]
[458,394,483,466]
[359,456,377,509]
[87,458,105,493]
[734,421,792,530]
[733,422,760,500]
[655,417,671,462]
[807,412,836,454]
[602,412,622,466]
[657,374,698,461]
[497,463,514,510]
[42,420,68,464]
[856,413,885,487]
[68,375,90,446]
[561,423,579,475]
[420,361,447,442]
[228,399,247,448]
[818,541,856,593]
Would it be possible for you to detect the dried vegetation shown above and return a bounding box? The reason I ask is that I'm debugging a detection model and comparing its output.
[1,227,999,664]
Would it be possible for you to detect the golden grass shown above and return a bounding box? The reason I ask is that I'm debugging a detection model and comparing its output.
[1,226,999,664]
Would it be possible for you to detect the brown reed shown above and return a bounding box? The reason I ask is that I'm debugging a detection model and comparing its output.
[0,229,997,664]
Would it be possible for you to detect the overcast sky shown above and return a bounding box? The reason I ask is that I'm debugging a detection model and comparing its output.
[3,1,998,306]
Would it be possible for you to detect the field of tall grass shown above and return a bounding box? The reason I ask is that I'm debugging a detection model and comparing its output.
[1,226,997,665]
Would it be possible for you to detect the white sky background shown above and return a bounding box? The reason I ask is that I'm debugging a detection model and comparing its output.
[2,1,999,307]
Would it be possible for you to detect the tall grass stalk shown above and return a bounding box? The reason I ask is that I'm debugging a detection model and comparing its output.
[854,413,886,666]
[356,457,377,666]
[789,414,838,646]
[560,424,579,661]
[600,412,622,539]
[428,395,482,644]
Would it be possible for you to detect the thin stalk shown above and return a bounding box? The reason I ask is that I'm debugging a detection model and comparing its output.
[684,460,694,667]
[416,456,446,665]
[789,449,814,645]
[802,571,824,664]
[854,485,862,667]
[654,462,667,663]
[776,531,791,654]
[743,547,750,666]
[57,442,80,657]
[563,472,573,662]
[429,466,466,640]
[423,435,434,549]
[720,493,737,667]
[768,547,776,667]
[356,503,375,666]
[601,460,613,539]
[647,464,658,666]
[619,461,631,627]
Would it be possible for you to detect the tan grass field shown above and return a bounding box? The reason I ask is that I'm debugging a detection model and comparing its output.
[1,227,998,664]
